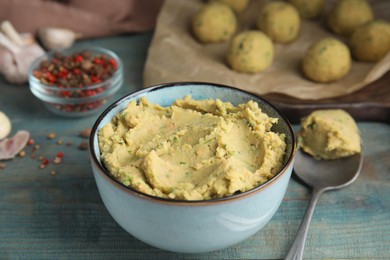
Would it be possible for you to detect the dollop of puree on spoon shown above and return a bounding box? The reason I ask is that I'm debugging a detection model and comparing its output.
[298,109,361,160]
[285,109,363,260]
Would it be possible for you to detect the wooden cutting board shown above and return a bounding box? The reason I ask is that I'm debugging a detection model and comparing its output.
[262,71,390,124]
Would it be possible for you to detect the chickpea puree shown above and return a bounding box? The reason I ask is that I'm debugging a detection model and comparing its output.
[98,96,286,200]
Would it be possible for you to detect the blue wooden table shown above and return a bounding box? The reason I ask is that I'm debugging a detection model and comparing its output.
[1,32,389,259]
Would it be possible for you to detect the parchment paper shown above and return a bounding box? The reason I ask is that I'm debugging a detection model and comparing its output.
[144,0,390,100]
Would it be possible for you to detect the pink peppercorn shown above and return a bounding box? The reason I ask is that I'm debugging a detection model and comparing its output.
[74,55,84,62]
[42,158,49,165]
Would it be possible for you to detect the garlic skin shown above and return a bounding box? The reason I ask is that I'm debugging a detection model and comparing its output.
[0,130,30,160]
[0,111,11,140]
[39,27,80,50]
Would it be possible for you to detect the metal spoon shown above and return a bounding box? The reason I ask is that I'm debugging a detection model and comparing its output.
[285,149,363,260]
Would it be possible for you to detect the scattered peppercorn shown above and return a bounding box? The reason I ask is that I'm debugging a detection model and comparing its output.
[42,158,49,165]
[53,152,64,164]
[47,132,56,139]
[79,141,89,150]
[39,158,50,169]
[18,150,26,158]
[79,128,92,138]
[54,157,62,164]
[3,130,91,174]
[27,138,35,145]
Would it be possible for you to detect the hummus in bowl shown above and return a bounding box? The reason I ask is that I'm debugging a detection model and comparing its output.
[89,82,296,253]
[98,96,286,200]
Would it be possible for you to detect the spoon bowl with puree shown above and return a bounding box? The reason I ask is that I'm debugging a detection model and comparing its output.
[285,148,363,260]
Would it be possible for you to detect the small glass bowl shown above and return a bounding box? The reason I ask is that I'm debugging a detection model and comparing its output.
[28,46,123,117]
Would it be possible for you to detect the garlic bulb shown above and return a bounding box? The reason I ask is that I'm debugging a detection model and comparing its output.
[0,21,45,84]
[38,27,81,50]
[0,33,45,83]
[0,21,24,47]
[0,111,11,140]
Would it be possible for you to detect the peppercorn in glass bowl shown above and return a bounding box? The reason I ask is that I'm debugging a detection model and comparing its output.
[28,46,123,117]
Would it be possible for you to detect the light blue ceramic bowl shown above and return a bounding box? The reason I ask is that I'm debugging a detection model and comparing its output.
[89,82,296,253]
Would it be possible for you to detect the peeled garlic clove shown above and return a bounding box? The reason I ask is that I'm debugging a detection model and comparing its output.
[0,111,11,140]
[38,27,81,50]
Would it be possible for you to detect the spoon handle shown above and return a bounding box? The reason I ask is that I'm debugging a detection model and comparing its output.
[285,188,325,260]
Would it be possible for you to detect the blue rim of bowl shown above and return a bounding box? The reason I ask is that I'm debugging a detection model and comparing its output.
[28,46,123,93]
[89,82,297,206]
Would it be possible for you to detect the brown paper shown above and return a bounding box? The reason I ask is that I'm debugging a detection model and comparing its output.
[144,0,390,100]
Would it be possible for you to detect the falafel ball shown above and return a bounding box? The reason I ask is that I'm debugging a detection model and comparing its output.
[350,20,390,62]
[227,31,274,73]
[327,0,374,35]
[303,37,351,83]
[257,1,301,43]
[192,2,237,43]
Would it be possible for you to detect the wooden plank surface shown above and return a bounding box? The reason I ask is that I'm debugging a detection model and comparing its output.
[0,33,389,260]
